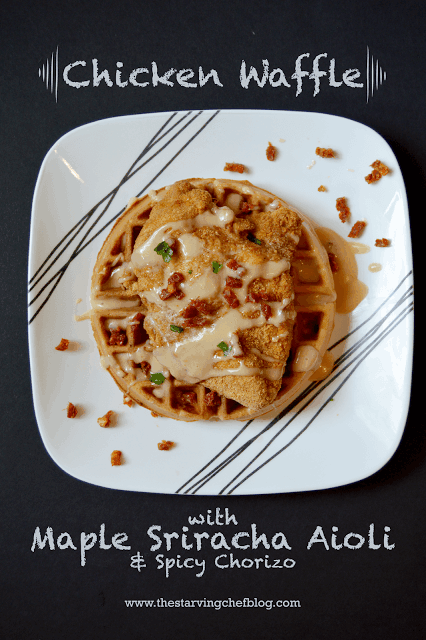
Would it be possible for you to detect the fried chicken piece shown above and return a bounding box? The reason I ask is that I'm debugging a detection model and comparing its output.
[127,181,301,411]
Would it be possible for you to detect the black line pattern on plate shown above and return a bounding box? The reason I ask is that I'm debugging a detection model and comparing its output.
[223,301,413,494]
[29,111,185,287]
[28,110,220,323]
[175,273,413,494]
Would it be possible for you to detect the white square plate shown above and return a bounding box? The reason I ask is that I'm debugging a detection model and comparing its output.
[28,110,413,494]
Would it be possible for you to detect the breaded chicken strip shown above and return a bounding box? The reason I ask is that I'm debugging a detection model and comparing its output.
[125,180,302,410]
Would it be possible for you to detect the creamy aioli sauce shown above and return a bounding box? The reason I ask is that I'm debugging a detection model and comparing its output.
[153,308,284,384]
[91,296,140,310]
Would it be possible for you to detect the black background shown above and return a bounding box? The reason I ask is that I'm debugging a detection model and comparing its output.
[1,1,424,638]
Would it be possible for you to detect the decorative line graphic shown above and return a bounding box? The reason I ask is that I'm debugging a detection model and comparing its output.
[38,47,59,102]
[28,110,220,323]
[366,46,387,103]
[175,273,413,495]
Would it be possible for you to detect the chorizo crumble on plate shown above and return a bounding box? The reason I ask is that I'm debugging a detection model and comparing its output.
[223,162,246,173]
[375,238,391,247]
[336,197,351,223]
[318,185,327,192]
[266,142,277,161]
[66,402,78,418]
[348,221,367,238]
[158,440,175,451]
[111,450,122,466]
[55,338,69,351]
[365,160,390,184]
[315,147,335,158]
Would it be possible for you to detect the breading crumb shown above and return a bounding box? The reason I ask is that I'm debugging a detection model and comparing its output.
[111,450,122,465]
[266,142,277,161]
[375,238,391,247]
[158,440,175,451]
[55,338,70,351]
[66,402,78,418]
[123,394,133,407]
[318,185,327,192]
[348,221,367,238]
[224,162,246,174]
[98,410,114,428]
[316,147,335,158]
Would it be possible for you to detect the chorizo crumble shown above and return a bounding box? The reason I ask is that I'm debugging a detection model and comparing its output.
[266,142,277,161]
[204,390,222,407]
[97,410,114,428]
[375,238,391,247]
[316,147,335,158]
[328,253,339,273]
[111,450,122,466]
[365,160,390,184]
[158,440,175,451]
[318,185,327,192]
[55,338,70,351]
[336,197,351,223]
[348,221,367,238]
[109,328,127,346]
[66,402,78,418]
[223,162,246,174]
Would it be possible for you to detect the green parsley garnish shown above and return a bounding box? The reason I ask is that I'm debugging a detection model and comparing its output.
[247,233,262,246]
[170,325,184,333]
[212,261,223,274]
[217,341,232,356]
[150,372,166,385]
[188,270,192,274]
[154,241,173,263]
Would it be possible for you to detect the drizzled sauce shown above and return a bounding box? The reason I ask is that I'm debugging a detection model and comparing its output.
[316,227,368,314]
[350,241,370,255]
[310,350,335,380]
[368,263,382,273]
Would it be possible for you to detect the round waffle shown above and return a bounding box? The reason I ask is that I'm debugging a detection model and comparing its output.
[90,178,336,421]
